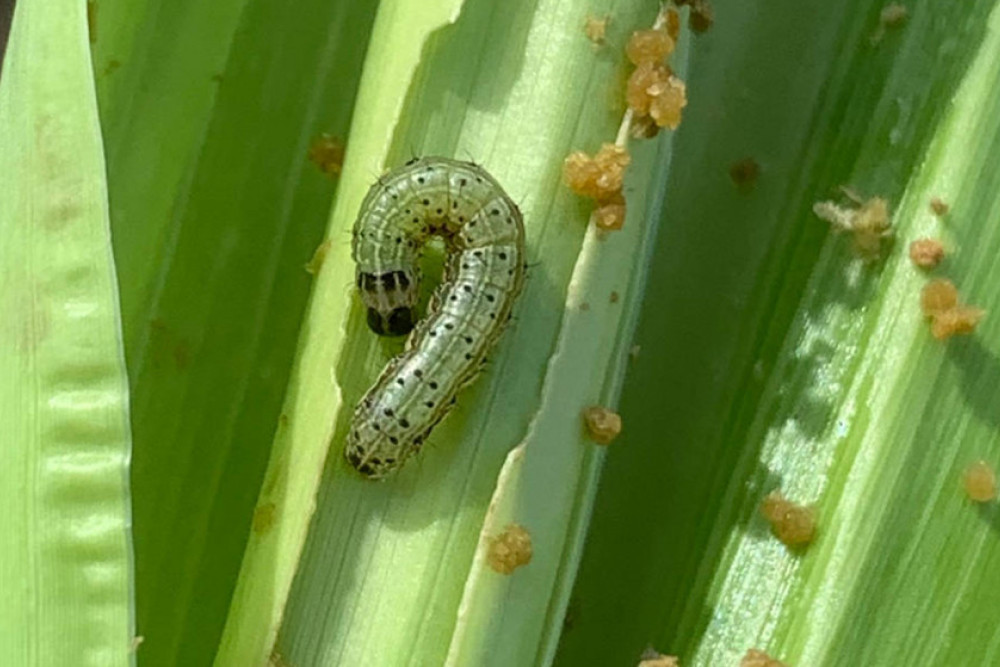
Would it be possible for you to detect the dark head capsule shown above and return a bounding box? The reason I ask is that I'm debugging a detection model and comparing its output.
[367,306,414,336]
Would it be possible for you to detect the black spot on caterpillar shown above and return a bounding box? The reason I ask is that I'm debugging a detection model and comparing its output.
[346,157,527,479]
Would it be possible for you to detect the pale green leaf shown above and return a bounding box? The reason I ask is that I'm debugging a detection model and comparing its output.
[0,1,133,664]
[220,1,680,665]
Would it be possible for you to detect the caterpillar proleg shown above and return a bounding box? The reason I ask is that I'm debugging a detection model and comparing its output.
[346,157,526,479]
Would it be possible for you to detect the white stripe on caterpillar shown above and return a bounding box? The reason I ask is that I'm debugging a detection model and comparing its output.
[346,157,526,479]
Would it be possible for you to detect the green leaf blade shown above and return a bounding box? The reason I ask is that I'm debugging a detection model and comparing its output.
[230,1,682,666]
[558,0,1000,665]
[0,1,133,664]
[94,0,380,663]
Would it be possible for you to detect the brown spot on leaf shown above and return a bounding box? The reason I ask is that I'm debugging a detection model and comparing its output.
[253,502,277,535]
[583,405,622,444]
[308,134,345,178]
[963,461,997,502]
[584,15,609,45]
[929,197,949,216]
[908,238,945,269]
[760,491,816,548]
[741,648,788,667]
[730,158,761,189]
[486,523,533,574]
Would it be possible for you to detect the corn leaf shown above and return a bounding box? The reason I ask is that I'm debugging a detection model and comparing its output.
[92,0,379,663]
[557,0,1000,664]
[220,1,681,665]
[0,1,133,664]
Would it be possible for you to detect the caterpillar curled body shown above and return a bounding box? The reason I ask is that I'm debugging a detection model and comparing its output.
[346,157,526,479]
